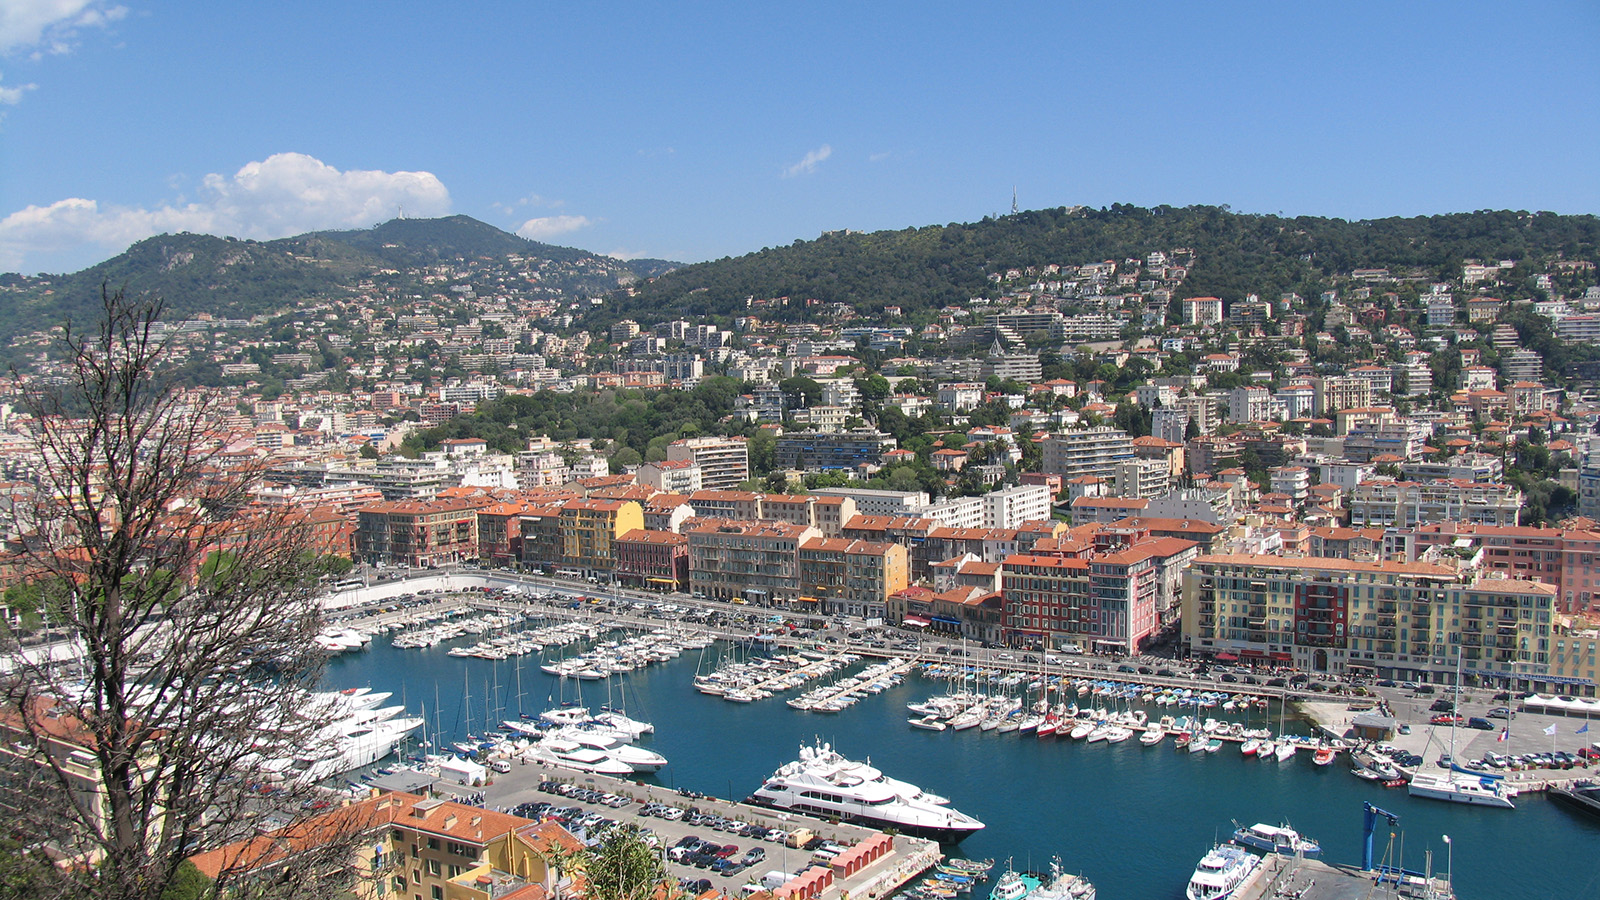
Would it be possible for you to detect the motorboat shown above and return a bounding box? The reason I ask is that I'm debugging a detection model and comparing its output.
[1312,747,1336,766]
[1230,822,1322,858]
[911,714,949,731]
[1103,726,1133,744]
[748,740,984,842]
[1240,739,1260,757]
[1139,728,1165,746]
[1185,844,1261,900]
[1273,743,1296,763]
[1031,856,1095,900]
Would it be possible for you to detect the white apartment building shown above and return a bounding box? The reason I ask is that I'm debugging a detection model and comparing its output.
[1228,386,1277,424]
[811,487,929,516]
[636,459,703,494]
[1042,427,1136,481]
[981,483,1052,529]
[1269,466,1310,504]
[1151,407,1190,444]
[666,436,749,491]
[1111,458,1172,499]
[1347,478,1522,528]
[923,496,983,529]
[936,383,985,412]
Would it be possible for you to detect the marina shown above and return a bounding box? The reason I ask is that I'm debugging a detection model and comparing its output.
[321,589,1600,899]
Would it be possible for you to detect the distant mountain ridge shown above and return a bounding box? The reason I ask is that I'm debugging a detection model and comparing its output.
[590,205,1600,327]
[0,216,680,342]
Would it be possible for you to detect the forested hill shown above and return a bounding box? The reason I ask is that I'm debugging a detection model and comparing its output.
[0,216,678,344]
[591,205,1600,326]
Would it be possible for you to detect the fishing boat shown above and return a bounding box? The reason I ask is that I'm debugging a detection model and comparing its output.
[989,861,1042,900]
[1139,728,1166,746]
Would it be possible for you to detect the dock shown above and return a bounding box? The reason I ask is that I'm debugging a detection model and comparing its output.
[1238,854,1454,900]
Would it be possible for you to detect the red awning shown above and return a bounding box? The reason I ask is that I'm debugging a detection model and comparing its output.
[1215,652,1239,662]
[902,616,931,627]
[1242,649,1266,657]
[1270,652,1293,661]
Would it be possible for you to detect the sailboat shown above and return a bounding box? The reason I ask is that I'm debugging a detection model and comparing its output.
[1408,648,1516,809]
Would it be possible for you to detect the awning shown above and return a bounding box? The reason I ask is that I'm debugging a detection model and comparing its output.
[902,616,931,627]
[1270,652,1293,661]
[646,577,677,584]
[931,615,961,625]
[1242,649,1266,657]
[796,596,819,603]
[1215,652,1239,662]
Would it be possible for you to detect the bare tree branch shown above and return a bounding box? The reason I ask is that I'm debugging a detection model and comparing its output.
[0,286,365,900]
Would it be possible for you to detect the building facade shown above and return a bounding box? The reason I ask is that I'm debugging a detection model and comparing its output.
[1182,554,1561,690]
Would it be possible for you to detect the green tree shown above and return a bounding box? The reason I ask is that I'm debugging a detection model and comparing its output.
[567,825,678,900]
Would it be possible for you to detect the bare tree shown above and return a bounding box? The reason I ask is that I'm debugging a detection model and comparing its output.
[0,288,353,899]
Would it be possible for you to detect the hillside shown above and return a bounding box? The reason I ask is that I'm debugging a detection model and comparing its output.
[0,216,679,344]
[590,205,1600,327]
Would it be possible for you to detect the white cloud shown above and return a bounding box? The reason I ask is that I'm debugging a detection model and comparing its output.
[516,215,593,242]
[1,1,126,110]
[868,151,892,163]
[0,74,36,103]
[0,152,451,272]
[0,0,125,55]
[782,144,833,178]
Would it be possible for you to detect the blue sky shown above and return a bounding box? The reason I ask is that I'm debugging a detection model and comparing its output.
[2,1,1597,274]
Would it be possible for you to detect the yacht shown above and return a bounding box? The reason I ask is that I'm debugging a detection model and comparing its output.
[749,741,985,842]
[523,737,635,776]
[550,727,667,772]
[1407,770,1516,809]
[1230,822,1322,858]
[1185,844,1261,900]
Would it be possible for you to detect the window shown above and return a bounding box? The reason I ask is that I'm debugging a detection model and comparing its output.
[427,859,441,877]
[432,889,444,900]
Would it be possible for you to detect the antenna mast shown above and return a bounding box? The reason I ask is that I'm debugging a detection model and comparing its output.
[1011,186,1018,215]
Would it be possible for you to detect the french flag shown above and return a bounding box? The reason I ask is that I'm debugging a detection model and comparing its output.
[1497,728,1509,742]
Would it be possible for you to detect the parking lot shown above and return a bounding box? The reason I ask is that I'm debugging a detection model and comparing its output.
[486,764,898,897]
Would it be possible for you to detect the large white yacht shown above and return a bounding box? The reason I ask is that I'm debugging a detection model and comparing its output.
[748,741,985,842]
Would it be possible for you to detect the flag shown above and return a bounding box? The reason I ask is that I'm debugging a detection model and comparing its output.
[1543,723,1558,736]
[1497,728,1508,742]
[1579,723,1590,734]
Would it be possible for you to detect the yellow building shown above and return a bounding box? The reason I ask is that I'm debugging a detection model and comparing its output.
[189,792,577,900]
[558,498,644,579]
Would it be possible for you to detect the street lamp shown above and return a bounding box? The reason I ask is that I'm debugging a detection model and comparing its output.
[1442,834,1452,888]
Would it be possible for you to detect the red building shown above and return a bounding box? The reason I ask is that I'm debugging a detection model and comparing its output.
[615,529,689,591]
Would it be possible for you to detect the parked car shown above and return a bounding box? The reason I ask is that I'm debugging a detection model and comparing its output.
[1487,707,1515,719]
[1429,699,1455,712]
[1466,717,1495,730]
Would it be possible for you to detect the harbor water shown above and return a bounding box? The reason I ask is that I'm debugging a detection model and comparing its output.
[325,629,1600,900]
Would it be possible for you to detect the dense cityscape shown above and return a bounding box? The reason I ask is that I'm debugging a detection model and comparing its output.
[3,208,1600,899]
[3,4,1597,899]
